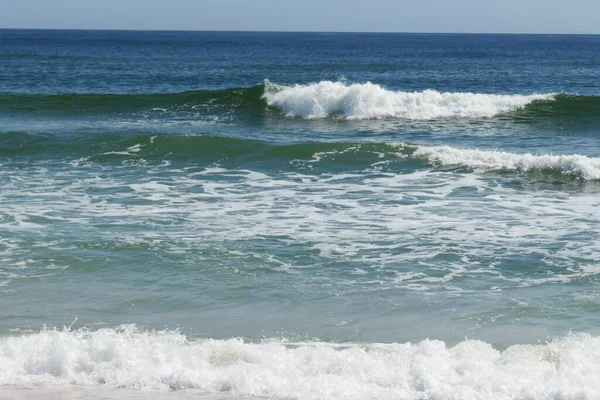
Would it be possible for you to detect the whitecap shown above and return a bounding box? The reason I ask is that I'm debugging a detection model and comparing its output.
[412,145,600,180]
[263,80,553,120]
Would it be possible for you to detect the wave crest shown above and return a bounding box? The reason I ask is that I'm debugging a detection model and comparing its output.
[264,80,554,120]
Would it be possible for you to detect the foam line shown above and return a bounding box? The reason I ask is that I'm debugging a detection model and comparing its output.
[1,327,600,399]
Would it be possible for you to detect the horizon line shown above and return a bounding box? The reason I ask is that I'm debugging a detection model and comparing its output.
[1,27,599,36]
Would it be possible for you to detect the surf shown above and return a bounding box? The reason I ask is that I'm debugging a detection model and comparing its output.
[1,326,600,400]
[3,131,600,180]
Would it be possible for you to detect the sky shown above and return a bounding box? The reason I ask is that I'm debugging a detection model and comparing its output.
[1,0,599,34]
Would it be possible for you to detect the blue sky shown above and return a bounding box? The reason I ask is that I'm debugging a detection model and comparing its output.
[2,0,599,34]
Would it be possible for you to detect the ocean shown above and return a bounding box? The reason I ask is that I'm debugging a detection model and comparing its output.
[1,29,600,399]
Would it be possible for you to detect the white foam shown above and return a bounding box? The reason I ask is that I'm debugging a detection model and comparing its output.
[2,152,599,293]
[412,145,600,179]
[263,80,553,120]
[130,181,171,192]
[1,327,600,399]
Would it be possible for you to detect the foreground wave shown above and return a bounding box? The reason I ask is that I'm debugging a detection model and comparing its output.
[1,326,599,399]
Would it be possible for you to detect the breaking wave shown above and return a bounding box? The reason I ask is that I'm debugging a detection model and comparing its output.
[1,326,600,399]
[264,80,555,120]
[3,81,599,124]
[3,131,600,180]
[8,81,600,121]
[411,145,600,180]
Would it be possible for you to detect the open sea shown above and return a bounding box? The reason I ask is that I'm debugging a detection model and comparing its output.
[1,30,600,399]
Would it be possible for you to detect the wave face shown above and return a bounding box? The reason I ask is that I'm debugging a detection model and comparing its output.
[1,327,600,399]
[411,145,600,180]
[4,130,600,180]
[0,85,266,115]
[263,81,554,120]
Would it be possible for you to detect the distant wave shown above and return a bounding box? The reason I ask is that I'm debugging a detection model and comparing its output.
[1,326,600,399]
[3,83,600,122]
[411,145,600,180]
[264,80,555,120]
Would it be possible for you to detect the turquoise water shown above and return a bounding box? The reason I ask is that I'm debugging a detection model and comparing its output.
[1,30,600,399]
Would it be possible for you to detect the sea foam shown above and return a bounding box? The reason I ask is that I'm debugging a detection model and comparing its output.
[263,80,553,120]
[412,145,600,180]
[1,326,600,400]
